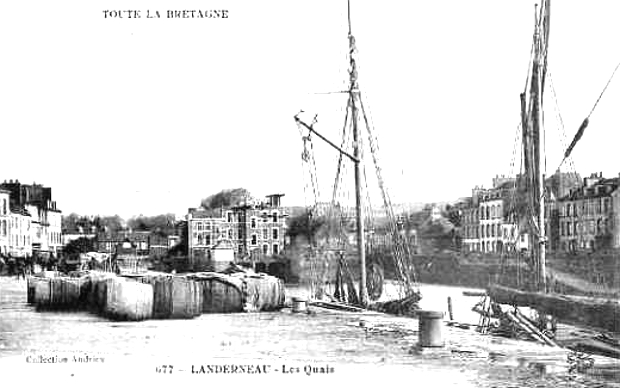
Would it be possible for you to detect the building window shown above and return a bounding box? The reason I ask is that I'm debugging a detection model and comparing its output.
[205,234,211,246]
[272,244,279,255]
[272,228,278,240]
[262,228,268,240]
[227,212,233,223]
[251,234,257,245]
[227,229,233,239]
[262,244,269,255]
[272,212,278,223]
[250,217,257,229]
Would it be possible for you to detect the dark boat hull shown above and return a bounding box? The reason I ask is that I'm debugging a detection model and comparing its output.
[488,285,620,333]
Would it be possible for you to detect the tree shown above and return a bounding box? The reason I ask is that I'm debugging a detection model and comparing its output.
[200,188,251,209]
[444,204,462,227]
[286,210,326,246]
[61,213,80,233]
[94,215,124,234]
[63,237,96,256]
[127,214,176,237]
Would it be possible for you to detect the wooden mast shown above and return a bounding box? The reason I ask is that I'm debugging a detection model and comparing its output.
[293,0,369,307]
[534,1,549,293]
[348,0,369,306]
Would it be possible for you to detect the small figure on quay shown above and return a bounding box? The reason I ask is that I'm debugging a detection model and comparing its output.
[7,255,16,277]
[16,257,26,280]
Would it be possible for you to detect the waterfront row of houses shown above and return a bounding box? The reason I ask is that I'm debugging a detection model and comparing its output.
[59,193,289,268]
[0,180,62,259]
[458,171,620,254]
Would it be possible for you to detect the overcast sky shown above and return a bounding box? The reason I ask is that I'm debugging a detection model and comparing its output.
[1,1,618,219]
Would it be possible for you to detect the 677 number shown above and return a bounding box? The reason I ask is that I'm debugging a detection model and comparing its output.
[155,365,174,374]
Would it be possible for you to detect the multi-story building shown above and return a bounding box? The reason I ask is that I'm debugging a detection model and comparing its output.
[461,196,480,252]
[187,194,288,265]
[26,204,62,256]
[186,208,227,259]
[613,187,620,249]
[461,179,522,254]
[557,173,619,252]
[0,180,63,258]
[97,230,151,256]
[0,190,10,255]
[8,206,32,258]
[460,171,583,255]
[478,190,505,253]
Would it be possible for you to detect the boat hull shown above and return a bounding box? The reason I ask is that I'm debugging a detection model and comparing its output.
[488,285,620,333]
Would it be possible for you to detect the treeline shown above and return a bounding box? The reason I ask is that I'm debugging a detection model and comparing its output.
[62,213,177,237]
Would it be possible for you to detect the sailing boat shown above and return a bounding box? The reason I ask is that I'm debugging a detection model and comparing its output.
[294,0,421,312]
[485,0,620,337]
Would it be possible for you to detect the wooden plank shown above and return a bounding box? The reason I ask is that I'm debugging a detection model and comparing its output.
[513,310,558,347]
[505,311,547,345]
[309,300,364,312]
[463,291,487,297]
[568,338,620,359]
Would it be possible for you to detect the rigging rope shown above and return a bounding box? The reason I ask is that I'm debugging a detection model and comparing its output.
[359,93,419,295]
[587,59,620,119]
[556,59,620,170]
[548,73,578,175]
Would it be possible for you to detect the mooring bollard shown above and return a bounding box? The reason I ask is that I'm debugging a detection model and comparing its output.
[418,310,445,347]
[292,297,307,313]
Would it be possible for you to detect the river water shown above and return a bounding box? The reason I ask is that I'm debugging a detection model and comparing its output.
[0,276,617,387]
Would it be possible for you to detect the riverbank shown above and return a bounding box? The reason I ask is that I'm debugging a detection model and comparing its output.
[410,254,620,299]
[1,276,618,387]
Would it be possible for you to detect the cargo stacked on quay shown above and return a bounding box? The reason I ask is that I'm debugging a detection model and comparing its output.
[26,267,285,321]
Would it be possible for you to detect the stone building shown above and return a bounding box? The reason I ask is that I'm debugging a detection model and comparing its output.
[461,202,480,252]
[460,171,582,255]
[0,190,9,255]
[0,180,63,258]
[8,206,32,258]
[186,194,288,266]
[461,179,525,254]
[557,173,619,252]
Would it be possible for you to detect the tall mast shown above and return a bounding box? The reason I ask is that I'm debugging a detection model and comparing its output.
[536,0,549,292]
[348,0,369,306]
[532,1,549,292]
